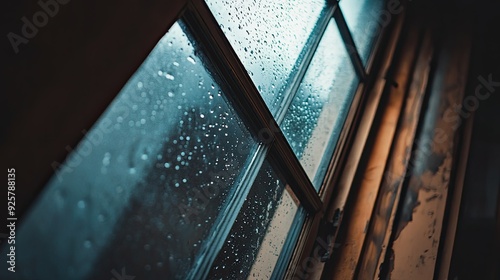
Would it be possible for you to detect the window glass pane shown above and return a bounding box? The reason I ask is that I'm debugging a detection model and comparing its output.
[205,0,326,114]
[208,160,304,279]
[282,19,359,190]
[340,0,386,64]
[4,22,257,280]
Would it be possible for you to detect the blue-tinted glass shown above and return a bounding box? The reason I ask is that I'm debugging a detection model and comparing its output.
[209,160,303,279]
[205,0,326,115]
[0,22,257,280]
[282,19,359,190]
[340,0,387,64]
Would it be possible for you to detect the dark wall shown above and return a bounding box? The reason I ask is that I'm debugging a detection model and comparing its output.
[0,0,185,222]
[449,0,500,278]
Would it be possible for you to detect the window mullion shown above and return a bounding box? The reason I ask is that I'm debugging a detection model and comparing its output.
[184,0,322,212]
[187,144,270,279]
[334,6,367,80]
[273,4,336,125]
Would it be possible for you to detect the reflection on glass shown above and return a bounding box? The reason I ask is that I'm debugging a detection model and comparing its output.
[205,0,326,114]
[340,0,385,64]
[209,160,302,279]
[282,19,359,190]
[2,22,256,280]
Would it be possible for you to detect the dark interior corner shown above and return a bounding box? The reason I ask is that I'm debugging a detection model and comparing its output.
[447,0,500,279]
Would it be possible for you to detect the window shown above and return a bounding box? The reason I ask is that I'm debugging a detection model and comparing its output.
[281,19,359,189]
[205,0,326,114]
[3,0,386,279]
[340,0,386,64]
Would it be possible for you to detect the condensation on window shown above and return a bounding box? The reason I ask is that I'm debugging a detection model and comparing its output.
[205,0,325,114]
[282,19,359,190]
[208,160,302,279]
[2,22,257,280]
[340,0,386,64]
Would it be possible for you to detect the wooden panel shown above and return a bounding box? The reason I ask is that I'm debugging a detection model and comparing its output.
[389,23,471,280]
[358,29,433,280]
[329,21,422,280]
[437,109,474,280]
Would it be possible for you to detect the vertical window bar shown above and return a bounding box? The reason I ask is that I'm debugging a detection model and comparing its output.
[334,6,367,80]
[273,5,336,124]
[270,209,309,278]
[186,144,269,279]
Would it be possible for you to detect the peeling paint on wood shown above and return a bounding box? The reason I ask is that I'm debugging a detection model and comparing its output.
[388,22,471,280]
[358,28,434,280]
[329,22,422,280]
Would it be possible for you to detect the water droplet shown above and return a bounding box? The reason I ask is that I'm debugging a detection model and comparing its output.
[200,113,205,118]
[77,200,86,209]
[102,152,111,166]
[187,56,196,64]
[165,73,175,80]
[129,167,136,174]
[164,162,171,168]
[83,240,92,248]
[141,154,148,160]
